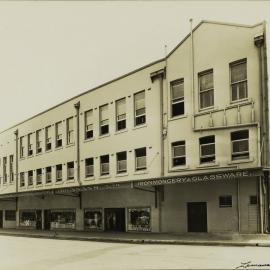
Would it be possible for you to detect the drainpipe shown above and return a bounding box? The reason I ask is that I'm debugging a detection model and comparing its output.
[190,18,195,129]
[74,101,81,186]
[14,129,19,211]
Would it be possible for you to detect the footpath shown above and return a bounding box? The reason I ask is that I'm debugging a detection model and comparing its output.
[0,228,270,247]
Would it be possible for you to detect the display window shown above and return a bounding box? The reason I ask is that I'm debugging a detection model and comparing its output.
[127,207,151,232]
[84,209,103,230]
[50,209,76,229]
[20,210,36,227]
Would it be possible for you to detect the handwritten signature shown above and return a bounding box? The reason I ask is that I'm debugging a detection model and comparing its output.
[236,261,270,269]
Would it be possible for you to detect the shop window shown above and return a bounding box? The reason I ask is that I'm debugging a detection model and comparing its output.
[56,164,62,182]
[172,141,186,167]
[100,155,109,176]
[85,158,94,177]
[28,170,33,186]
[46,167,52,183]
[20,136,25,158]
[36,129,42,153]
[3,157,7,184]
[249,195,258,205]
[66,117,74,145]
[20,211,36,227]
[135,147,146,170]
[45,126,52,151]
[84,209,102,230]
[28,133,33,156]
[9,155,14,183]
[219,195,232,208]
[100,104,109,136]
[231,130,249,160]
[199,69,214,109]
[55,121,63,148]
[20,172,25,187]
[134,91,146,126]
[230,59,247,102]
[85,110,94,140]
[116,98,126,131]
[199,135,215,164]
[127,207,151,232]
[36,168,42,185]
[171,79,184,117]
[67,161,74,180]
[117,151,127,174]
[5,210,16,221]
[50,210,76,229]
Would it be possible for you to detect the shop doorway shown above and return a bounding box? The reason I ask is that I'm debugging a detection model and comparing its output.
[187,202,207,232]
[104,208,125,232]
[0,211,3,228]
[36,210,42,230]
[44,210,51,230]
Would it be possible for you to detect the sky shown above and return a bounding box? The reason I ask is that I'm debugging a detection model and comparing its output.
[0,1,269,132]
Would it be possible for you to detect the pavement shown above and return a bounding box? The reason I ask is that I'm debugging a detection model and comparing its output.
[0,228,270,247]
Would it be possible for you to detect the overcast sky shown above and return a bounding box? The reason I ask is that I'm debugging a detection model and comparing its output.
[0,1,269,132]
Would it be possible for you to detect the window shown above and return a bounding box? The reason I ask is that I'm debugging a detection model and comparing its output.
[134,91,146,126]
[135,147,146,170]
[36,129,42,153]
[55,121,63,148]
[9,155,14,183]
[36,168,42,185]
[231,130,249,160]
[20,172,25,187]
[199,70,214,109]
[127,207,151,232]
[56,164,62,182]
[5,210,16,221]
[20,136,25,158]
[85,158,94,177]
[46,167,52,183]
[219,195,232,207]
[45,126,52,151]
[67,161,74,180]
[28,170,33,186]
[172,141,186,167]
[3,157,7,184]
[85,110,94,140]
[67,117,74,144]
[116,98,126,131]
[100,155,109,175]
[249,195,258,205]
[171,79,184,117]
[199,136,215,163]
[84,209,102,230]
[28,133,33,156]
[100,104,109,136]
[117,151,127,174]
[230,60,247,102]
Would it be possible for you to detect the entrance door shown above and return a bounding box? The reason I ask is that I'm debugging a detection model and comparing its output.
[0,211,3,228]
[105,208,125,231]
[187,202,207,232]
[36,210,42,230]
[44,210,51,230]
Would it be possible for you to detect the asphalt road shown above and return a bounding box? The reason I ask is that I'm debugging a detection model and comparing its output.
[0,235,270,270]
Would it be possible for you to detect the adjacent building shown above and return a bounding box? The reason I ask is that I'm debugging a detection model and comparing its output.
[0,20,269,234]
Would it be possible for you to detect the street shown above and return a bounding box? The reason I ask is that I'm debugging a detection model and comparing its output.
[0,236,270,269]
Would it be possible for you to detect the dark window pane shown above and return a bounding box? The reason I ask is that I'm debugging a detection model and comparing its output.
[172,102,184,117]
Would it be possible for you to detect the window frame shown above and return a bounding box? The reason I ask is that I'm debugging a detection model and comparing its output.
[55,121,63,148]
[84,109,94,140]
[134,90,146,126]
[171,141,186,167]
[45,126,52,151]
[66,117,74,145]
[67,161,75,180]
[170,79,185,118]
[56,164,63,182]
[36,129,42,154]
[231,130,249,161]
[199,135,215,164]
[198,69,214,110]
[85,158,94,177]
[219,195,232,208]
[116,151,127,174]
[116,98,127,131]
[135,147,147,171]
[99,104,109,136]
[100,155,110,176]
[20,172,25,187]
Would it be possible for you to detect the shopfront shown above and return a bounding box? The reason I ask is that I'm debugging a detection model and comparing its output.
[50,209,76,230]
[84,208,103,230]
[19,210,42,229]
[127,207,151,232]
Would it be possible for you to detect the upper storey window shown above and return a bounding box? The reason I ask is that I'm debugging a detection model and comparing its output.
[171,79,184,117]
[100,104,109,136]
[20,136,25,158]
[85,110,94,140]
[199,135,215,164]
[55,121,63,148]
[27,133,33,156]
[231,130,249,160]
[230,59,247,102]
[67,117,74,145]
[36,129,42,154]
[45,126,52,151]
[116,98,126,131]
[199,70,214,110]
[134,91,146,126]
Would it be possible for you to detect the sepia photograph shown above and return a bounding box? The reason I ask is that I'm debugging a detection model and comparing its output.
[0,0,270,269]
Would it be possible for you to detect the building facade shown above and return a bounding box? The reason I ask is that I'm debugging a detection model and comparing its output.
[0,20,269,234]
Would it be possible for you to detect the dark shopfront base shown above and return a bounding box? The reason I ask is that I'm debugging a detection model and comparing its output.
[104,208,126,232]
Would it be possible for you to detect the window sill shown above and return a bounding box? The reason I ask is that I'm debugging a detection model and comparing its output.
[20,157,25,161]
[134,170,148,175]
[67,179,75,183]
[19,186,26,190]
[66,143,75,149]
[196,106,217,115]
[133,123,147,130]
[230,98,249,105]
[45,182,53,186]
[84,137,95,143]
[55,146,63,151]
[27,186,34,189]
[197,162,219,168]
[227,158,254,165]
[27,155,34,159]
[115,129,128,135]
[84,176,95,181]
[36,152,43,156]
[99,134,110,139]
[45,149,53,154]
[9,181,15,185]
[168,165,189,172]
[99,175,111,180]
[116,172,128,177]
[55,181,63,185]
[169,114,188,122]
[36,184,43,188]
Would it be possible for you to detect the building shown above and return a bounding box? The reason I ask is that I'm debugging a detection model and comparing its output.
[0,20,269,234]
